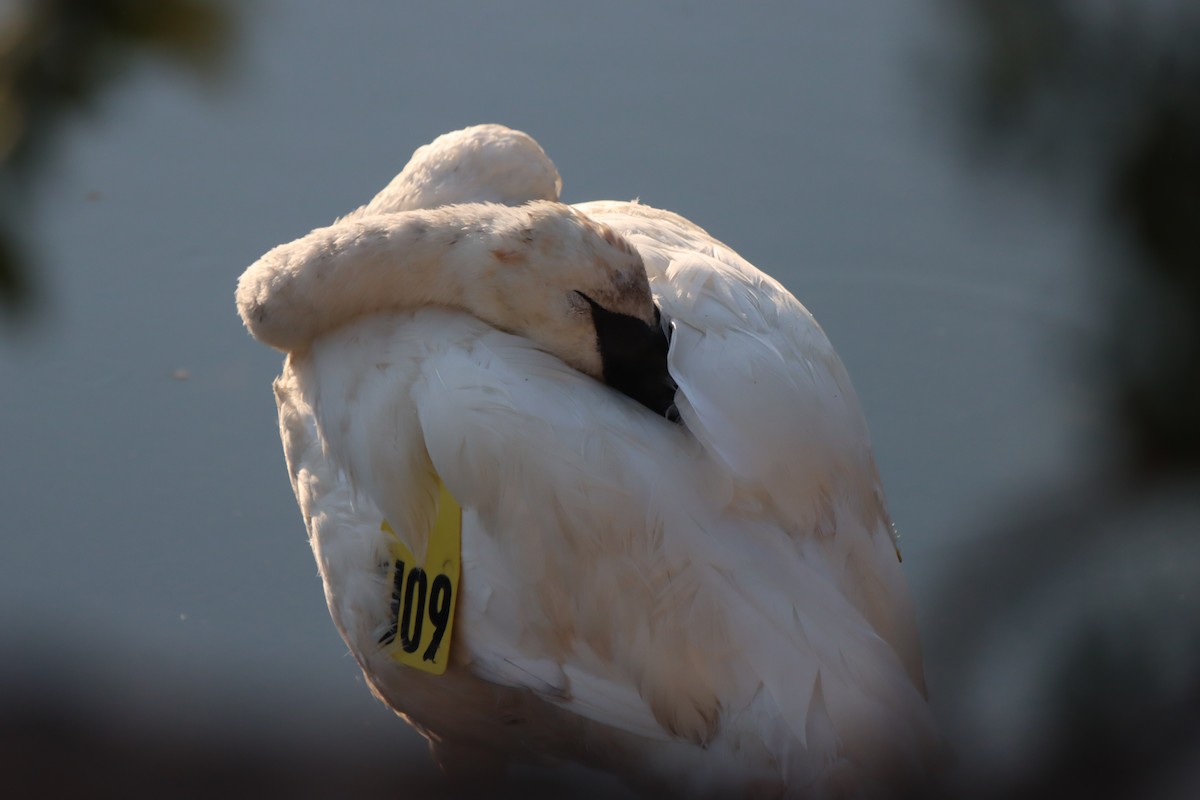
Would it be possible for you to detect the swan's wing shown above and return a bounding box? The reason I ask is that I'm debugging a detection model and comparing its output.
[407,317,732,745]
[575,201,927,693]
[575,201,872,513]
[410,312,939,790]
[281,311,718,742]
[280,308,939,790]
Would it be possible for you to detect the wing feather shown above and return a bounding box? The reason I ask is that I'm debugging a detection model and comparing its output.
[275,213,940,794]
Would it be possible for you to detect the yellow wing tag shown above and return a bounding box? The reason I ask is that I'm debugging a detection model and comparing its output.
[378,480,461,675]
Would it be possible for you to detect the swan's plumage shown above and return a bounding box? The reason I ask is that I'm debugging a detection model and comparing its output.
[346,123,563,216]
[243,125,941,797]
[577,200,926,692]
[237,201,659,390]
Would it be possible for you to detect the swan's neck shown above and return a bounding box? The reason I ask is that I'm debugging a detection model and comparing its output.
[237,207,501,354]
[238,200,656,385]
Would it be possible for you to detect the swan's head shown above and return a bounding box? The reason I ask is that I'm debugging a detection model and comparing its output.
[461,204,677,419]
[576,293,678,421]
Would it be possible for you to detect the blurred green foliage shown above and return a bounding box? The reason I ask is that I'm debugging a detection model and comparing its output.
[946,0,1200,474]
[934,3,1200,797]
[0,0,231,319]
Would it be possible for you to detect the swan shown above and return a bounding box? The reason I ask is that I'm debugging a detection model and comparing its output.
[236,125,942,798]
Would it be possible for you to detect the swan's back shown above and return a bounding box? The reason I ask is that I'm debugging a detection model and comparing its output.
[345,123,562,218]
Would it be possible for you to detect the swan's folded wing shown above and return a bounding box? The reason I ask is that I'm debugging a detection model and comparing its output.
[577,201,876,527]
[282,308,939,787]
[578,202,926,691]
[407,316,732,744]
[405,316,937,774]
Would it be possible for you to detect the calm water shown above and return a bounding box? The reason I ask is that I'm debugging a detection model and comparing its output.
[0,0,1125,792]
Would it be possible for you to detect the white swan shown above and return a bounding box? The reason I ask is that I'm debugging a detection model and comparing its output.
[236,125,942,798]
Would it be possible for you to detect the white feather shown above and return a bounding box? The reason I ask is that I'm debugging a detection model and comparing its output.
[245,125,943,798]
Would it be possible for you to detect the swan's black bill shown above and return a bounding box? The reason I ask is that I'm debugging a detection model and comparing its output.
[582,296,679,422]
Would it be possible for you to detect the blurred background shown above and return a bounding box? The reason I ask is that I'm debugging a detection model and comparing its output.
[1,1,1196,797]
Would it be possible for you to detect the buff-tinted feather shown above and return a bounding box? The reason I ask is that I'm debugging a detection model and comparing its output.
[242,125,943,798]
